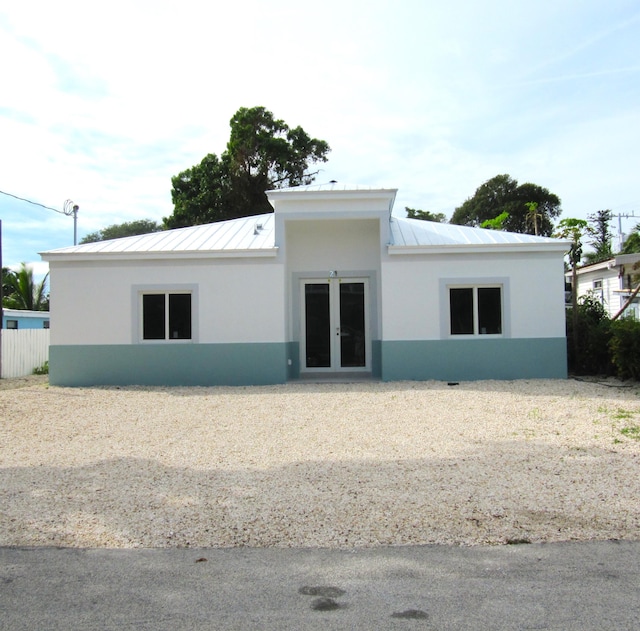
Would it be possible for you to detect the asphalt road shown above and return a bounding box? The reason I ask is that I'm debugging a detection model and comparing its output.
[1,540,639,630]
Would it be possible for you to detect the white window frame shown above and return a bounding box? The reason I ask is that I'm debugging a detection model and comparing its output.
[440,277,510,339]
[132,284,198,344]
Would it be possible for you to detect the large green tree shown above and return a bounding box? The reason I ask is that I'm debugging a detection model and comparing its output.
[2,263,49,311]
[165,106,330,228]
[450,174,562,236]
[80,219,162,244]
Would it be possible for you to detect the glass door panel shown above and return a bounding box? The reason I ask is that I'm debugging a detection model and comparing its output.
[339,282,366,368]
[304,283,331,368]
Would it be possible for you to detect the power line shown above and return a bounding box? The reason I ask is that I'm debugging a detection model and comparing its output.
[0,189,80,244]
[0,189,66,214]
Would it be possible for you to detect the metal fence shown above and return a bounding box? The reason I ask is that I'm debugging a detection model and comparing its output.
[0,329,50,378]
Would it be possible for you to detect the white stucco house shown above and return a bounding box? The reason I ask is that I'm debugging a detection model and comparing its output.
[40,184,570,386]
[567,253,640,319]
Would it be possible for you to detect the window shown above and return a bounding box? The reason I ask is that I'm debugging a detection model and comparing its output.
[6,320,18,330]
[449,286,502,335]
[141,292,192,341]
[43,321,50,329]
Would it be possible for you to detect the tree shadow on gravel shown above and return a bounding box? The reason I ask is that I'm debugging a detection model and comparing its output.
[2,440,639,549]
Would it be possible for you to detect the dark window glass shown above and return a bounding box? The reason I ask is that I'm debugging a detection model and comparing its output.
[7,320,18,330]
[305,284,330,367]
[478,287,502,334]
[143,294,166,339]
[340,282,366,367]
[169,294,191,339]
[450,288,474,335]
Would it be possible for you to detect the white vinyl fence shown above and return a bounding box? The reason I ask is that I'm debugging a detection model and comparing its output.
[0,329,50,378]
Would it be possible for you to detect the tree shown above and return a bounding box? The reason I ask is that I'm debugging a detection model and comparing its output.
[621,223,640,254]
[164,106,330,228]
[2,263,49,311]
[525,202,542,236]
[405,208,446,222]
[584,209,613,264]
[554,218,588,358]
[480,211,509,230]
[80,219,162,244]
[450,174,562,236]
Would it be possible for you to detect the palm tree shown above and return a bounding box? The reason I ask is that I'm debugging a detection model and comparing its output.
[2,263,49,311]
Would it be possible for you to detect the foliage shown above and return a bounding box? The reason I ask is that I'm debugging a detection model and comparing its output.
[80,219,162,244]
[2,263,49,311]
[480,211,509,230]
[525,202,542,235]
[584,209,613,264]
[405,208,446,222]
[33,361,49,375]
[566,295,613,375]
[609,317,640,380]
[554,218,588,268]
[1,266,15,301]
[165,106,330,228]
[621,223,640,254]
[450,174,562,236]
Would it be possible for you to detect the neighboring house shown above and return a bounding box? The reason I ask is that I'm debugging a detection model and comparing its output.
[40,184,570,386]
[2,308,50,330]
[567,253,640,319]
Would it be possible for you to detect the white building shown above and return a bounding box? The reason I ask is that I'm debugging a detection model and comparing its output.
[40,184,570,386]
[567,253,640,319]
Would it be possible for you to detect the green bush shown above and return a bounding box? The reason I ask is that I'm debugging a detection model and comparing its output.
[566,295,613,375]
[610,318,640,380]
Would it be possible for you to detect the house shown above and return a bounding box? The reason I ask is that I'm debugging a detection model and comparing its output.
[40,184,570,386]
[567,253,640,319]
[2,308,50,330]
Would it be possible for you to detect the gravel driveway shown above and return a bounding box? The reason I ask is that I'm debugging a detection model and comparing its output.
[1,377,639,548]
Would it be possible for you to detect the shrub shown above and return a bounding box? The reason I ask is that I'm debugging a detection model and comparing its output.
[32,361,49,375]
[566,295,613,375]
[610,318,640,380]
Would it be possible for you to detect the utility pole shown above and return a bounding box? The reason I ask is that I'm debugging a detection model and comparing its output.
[615,211,637,251]
[63,200,79,245]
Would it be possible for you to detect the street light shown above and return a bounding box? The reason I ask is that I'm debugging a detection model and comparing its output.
[63,200,79,246]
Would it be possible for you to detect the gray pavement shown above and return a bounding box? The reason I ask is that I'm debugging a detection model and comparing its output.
[1,540,639,630]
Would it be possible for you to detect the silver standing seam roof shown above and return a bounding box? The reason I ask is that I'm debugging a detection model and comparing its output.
[40,186,569,259]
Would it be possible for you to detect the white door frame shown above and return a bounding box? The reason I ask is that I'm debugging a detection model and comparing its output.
[300,277,371,373]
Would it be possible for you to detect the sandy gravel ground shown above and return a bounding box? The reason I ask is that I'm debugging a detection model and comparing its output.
[1,376,639,549]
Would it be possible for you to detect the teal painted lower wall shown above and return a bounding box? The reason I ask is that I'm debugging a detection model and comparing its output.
[380,338,567,381]
[49,337,567,387]
[49,343,288,387]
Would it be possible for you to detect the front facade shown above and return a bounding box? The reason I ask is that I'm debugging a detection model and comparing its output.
[41,184,569,386]
[568,254,640,319]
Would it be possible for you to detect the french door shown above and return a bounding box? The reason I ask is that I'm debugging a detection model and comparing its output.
[301,278,369,372]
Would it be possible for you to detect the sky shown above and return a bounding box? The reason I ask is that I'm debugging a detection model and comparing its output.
[1,0,640,277]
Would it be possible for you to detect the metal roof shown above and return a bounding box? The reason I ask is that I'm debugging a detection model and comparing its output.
[390,216,566,248]
[41,189,569,261]
[41,213,276,260]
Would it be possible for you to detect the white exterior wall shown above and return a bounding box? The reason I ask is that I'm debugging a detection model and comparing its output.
[285,219,381,271]
[381,250,566,340]
[50,257,285,346]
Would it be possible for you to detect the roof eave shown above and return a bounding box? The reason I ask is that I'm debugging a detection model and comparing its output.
[387,242,570,255]
[41,247,280,263]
